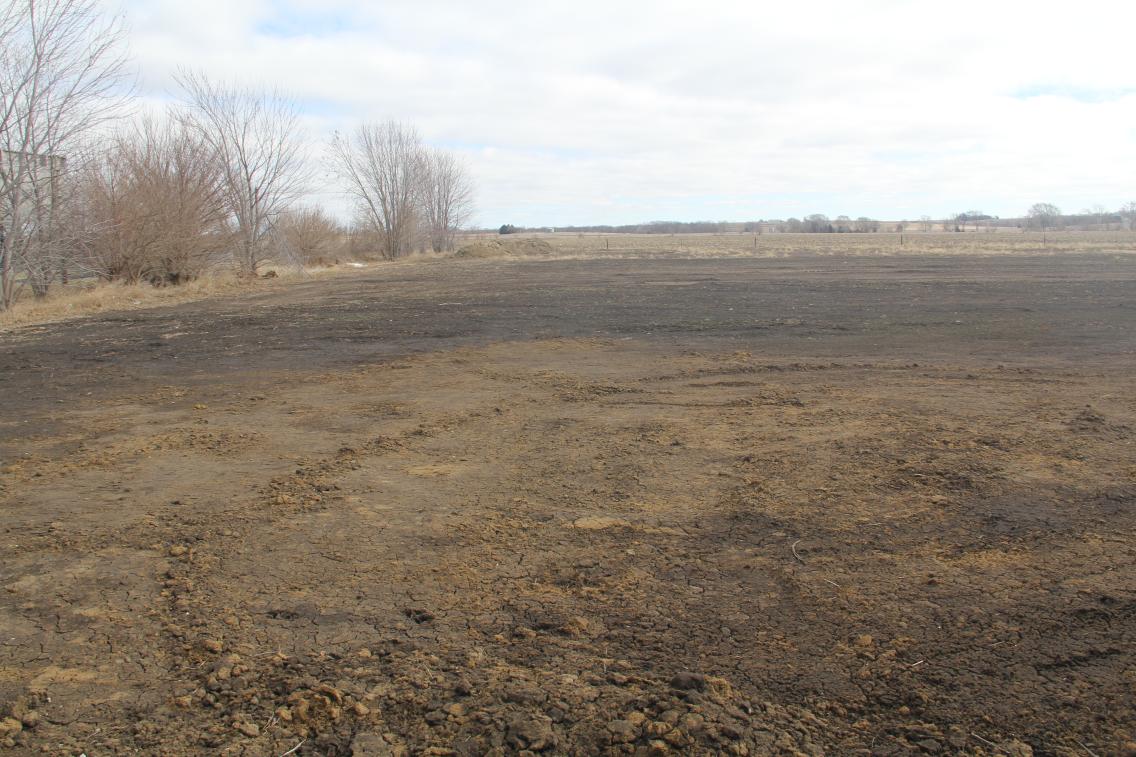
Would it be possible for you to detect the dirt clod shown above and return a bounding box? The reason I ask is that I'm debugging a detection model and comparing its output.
[199,638,224,653]
[508,714,557,750]
[670,672,707,691]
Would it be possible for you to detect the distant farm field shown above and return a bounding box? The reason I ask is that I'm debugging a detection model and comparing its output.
[460,230,1136,260]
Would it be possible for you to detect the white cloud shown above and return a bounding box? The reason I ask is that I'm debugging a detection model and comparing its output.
[104,0,1136,225]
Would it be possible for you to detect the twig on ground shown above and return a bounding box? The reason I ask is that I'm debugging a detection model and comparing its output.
[1075,740,1101,757]
[971,732,998,748]
[279,740,305,757]
[791,540,805,564]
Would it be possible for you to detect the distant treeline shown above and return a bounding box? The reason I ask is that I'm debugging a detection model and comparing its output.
[497,203,1136,235]
[501,217,884,234]
[501,221,743,234]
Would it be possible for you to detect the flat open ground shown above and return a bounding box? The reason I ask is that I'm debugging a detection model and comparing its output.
[1,247,1135,755]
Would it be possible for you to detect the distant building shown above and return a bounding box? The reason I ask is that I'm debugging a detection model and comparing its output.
[1,149,67,240]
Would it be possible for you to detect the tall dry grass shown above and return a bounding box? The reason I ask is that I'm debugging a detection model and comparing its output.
[462,230,1136,260]
[0,264,361,331]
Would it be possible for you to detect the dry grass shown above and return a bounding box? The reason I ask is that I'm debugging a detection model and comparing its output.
[0,263,365,331]
[458,230,1136,260]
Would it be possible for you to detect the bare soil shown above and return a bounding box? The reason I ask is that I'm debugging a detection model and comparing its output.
[1,254,1134,756]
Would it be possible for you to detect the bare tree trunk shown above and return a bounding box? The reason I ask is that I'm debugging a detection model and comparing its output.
[0,227,13,309]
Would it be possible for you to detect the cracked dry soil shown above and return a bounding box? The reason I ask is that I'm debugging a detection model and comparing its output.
[1,255,1135,756]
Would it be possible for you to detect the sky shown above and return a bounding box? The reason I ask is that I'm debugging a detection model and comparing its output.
[103,0,1136,227]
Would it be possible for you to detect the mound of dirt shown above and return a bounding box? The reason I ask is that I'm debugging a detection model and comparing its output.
[455,238,555,259]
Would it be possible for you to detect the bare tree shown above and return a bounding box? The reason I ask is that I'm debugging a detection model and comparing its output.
[80,115,228,284]
[1090,203,1108,230]
[330,121,422,260]
[0,0,130,308]
[1120,201,1136,231]
[418,148,474,252]
[919,215,933,232]
[1027,202,1061,231]
[802,214,831,233]
[178,71,307,277]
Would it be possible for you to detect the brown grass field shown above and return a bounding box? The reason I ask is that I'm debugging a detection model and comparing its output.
[474,230,1136,259]
[1,235,1135,755]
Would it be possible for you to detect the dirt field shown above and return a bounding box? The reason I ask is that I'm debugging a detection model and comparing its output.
[2,252,1135,756]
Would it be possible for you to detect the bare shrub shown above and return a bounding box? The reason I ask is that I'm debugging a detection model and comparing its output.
[80,117,229,285]
[277,207,344,266]
[345,217,387,261]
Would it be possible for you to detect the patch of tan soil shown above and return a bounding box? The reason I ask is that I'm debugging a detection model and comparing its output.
[1,338,1134,755]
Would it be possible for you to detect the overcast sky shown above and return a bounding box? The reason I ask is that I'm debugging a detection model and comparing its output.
[106,0,1136,227]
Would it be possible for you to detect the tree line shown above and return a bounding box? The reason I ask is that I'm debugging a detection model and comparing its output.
[0,0,473,310]
[506,202,1136,237]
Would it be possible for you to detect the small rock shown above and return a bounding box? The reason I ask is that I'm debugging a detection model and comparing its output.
[168,545,187,557]
[353,701,370,717]
[19,711,38,729]
[234,721,259,737]
[916,738,941,753]
[0,718,22,738]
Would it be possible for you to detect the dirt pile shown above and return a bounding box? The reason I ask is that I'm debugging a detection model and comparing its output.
[455,237,555,259]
